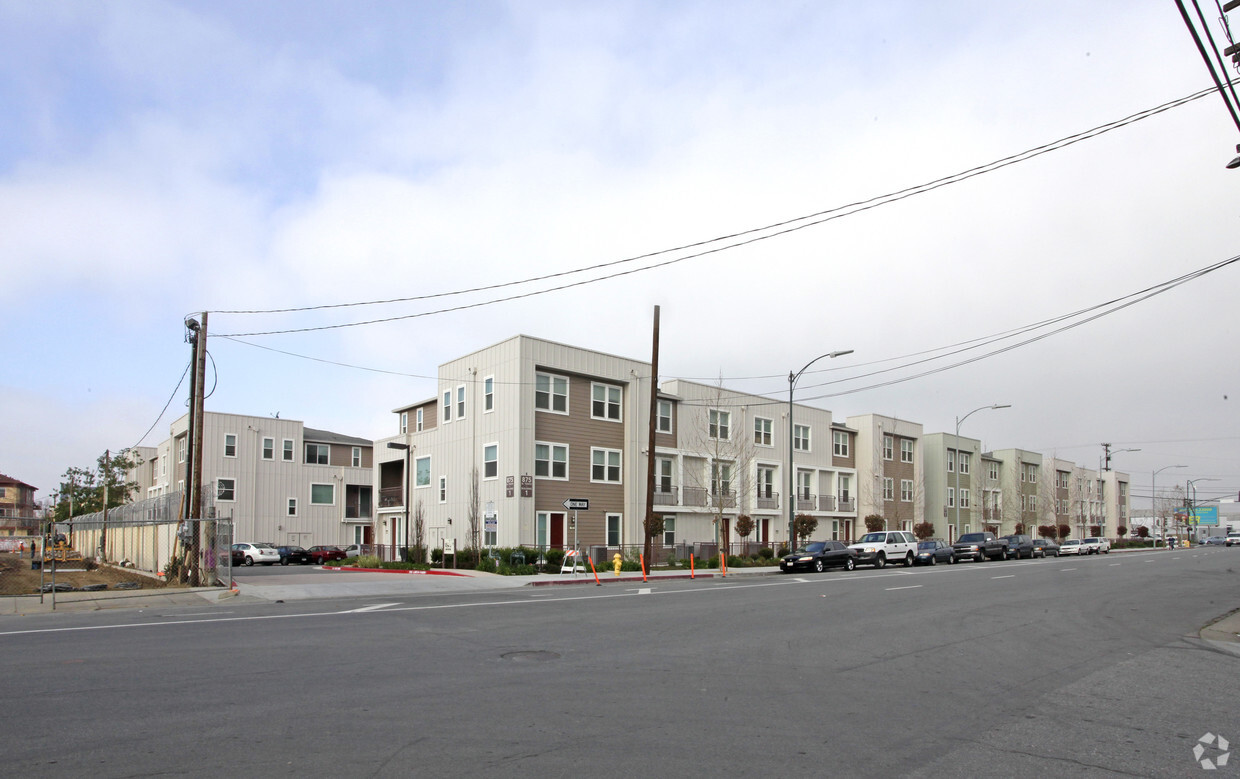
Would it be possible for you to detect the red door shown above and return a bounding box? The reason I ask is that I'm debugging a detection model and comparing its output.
[549,512,565,549]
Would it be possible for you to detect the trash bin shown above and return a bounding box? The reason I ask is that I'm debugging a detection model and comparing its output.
[589,545,608,567]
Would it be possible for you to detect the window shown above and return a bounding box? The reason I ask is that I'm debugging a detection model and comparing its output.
[592,383,622,421]
[443,390,452,422]
[1027,464,1038,484]
[161,455,167,477]
[311,483,334,505]
[535,443,568,479]
[262,438,274,460]
[883,477,894,501]
[989,462,999,481]
[415,456,431,487]
[287,498,297,516]
[457,385,466,419]
[306,443,329,465]
[833,431,849,457]
[901,479,913,502]
[757,466,775,498]
[709,409,731,440]
[416,408,424,432]
[1029,495,1037,512]
[947,487,955,508]
[711,461,732,496]
[901,439,914,463]
[283,439,294,462]
[798,471,811,500]
[656,458,673,493]
[607,514,621,546]
[959,488,969,508]
[400,412,408,434]
[484,376,494,412]
[439,476,447,503]
[958,451,970,474]
[591,448,622,483]
[662,517,675,546]
[754,417,773,446]
[352,447,362,468]
[794,424,810,452]
[483,444,498,479]
[224,434,237,458]
[947,450,955,472]
[657,400,673,433]
[838,475,851,501]
[883,434,893,460]
[177,438,186,463]
[535,373,568,413]
[217,478,235,502]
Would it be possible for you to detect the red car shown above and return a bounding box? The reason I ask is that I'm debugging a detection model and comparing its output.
[307,545,347,564]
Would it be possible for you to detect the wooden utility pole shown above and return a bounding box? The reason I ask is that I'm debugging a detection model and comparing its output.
[101,449,109,560]
[643,306,660,568]
[188,313,208,586]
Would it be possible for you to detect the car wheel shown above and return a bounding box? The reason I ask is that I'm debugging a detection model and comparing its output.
[313,556,323,565]
[281,558,289,566]
[929,555,936,565]
[976,552,985,562]
[814,559,825,573]
[875,553,886,569]
[245,556,254,566]
[844,558,856,571]
[904,552,914,567]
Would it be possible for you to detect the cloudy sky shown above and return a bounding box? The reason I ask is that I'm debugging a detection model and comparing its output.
[2,1,1236,512]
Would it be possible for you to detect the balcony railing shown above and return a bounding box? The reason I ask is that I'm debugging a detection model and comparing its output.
[818,495,837,512]
[682,487,708,508]
[711,490,736,509]
[837,497,856,512]
[795,493,817,512]
[378,486,404,508]
[653,486,678,506]
[756,492,779,511]
[345,505,372,519]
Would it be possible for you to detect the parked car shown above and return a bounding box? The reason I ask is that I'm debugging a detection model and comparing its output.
[914,539,957,565]
[999,534,1035,560]
[1080,537,1110,555]
[1031,537,1060,558]
[848,530,918,568]
[1059,539,1084,555]
[1226,532,1240,547]
[1203,536,1226,546]
[780,541,858,573]
[307,545,347,564]
[228,546,245,566]
[233,542,280,566]
[277,545,312,565]
[952,531,1005,562]
[343,544,366,559]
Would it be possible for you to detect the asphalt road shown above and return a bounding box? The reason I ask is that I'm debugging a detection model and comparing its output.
[1,549,1237,777]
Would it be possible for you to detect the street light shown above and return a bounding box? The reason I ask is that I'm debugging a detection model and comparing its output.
[788,350,853,549]
[387,441,411,561]
[1187,477,1219,544]
[954,404,1010,537]
[1151,465,1186,544]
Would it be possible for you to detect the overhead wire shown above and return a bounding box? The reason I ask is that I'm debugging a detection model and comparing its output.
[213,82,1233,337]
[131,361,192,449]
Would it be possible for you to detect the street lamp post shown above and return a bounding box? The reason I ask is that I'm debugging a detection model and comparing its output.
[788,350,853,550]
[954,404,1010,537]
[387,441,412,561]
[1151,465,1186,545]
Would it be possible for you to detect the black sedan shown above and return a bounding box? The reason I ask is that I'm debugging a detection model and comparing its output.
[277,545,313,565]
[914,539,957,565]
[780,541,858,573]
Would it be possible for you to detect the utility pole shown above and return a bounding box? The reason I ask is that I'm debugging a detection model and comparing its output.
[1101,443,1112,472]
[101,449,109,561]
[186,313,208,586]
[643,306,660,569]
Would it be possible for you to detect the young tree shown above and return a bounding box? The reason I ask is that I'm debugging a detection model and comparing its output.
[864,514,885,533]
[468,467,481,551]
[1037,524,1057,539]
[734,515,755,554]
[1057,523,1071,540]
[54,449,142,519]
[413,499,426,562]
[913,521,936,540]
[793,514,819,547]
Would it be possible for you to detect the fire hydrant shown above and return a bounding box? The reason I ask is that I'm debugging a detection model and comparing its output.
[612,553,623,576]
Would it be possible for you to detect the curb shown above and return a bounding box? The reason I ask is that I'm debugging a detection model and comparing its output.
[322,565,470,577]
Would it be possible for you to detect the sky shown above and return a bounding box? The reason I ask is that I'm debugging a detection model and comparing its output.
[2,1,1237,514]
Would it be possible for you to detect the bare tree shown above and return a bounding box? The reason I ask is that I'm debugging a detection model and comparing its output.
[414,499,426,563]
[468,467,481,552]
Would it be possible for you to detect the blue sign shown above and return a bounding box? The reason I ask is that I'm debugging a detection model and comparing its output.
[1176,506,1219,526]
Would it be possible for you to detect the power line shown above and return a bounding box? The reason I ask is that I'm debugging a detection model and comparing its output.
[131,361,192,449]
[214,82,1231,337]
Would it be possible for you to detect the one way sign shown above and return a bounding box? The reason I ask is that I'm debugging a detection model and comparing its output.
[562,498,589,511]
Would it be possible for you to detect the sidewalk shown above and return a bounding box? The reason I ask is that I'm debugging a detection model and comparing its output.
[0,585,253,616]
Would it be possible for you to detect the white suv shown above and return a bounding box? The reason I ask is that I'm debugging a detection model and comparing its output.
[849,530,919,568]
[1080,537,1111,554]
[1225,533,1240,547]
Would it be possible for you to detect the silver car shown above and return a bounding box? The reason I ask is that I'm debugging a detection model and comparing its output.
[233,542,280,566]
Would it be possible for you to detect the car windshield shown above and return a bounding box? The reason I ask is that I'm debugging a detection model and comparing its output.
[797,542,827,553]
[958,533,986,542]
[1063,540,1080,545]
[918,542,937,550]
[859,533,886,543]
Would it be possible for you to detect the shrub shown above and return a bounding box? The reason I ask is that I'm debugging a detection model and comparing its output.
[913,521,936,540]
[758,547,775,559]
[1135,525,1150,539]
[544,549,566,569]
[1089,525,1102,538]
[356,555,383,569]
[864,514,885,532]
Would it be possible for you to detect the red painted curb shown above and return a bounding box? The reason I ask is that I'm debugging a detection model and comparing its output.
[323,566,470,577]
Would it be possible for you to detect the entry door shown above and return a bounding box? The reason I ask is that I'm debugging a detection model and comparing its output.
[549,512,566,549]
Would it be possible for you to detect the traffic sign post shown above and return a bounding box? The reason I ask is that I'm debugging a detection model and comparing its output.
[561,499,588,575]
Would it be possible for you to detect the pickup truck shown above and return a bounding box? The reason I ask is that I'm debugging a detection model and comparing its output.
[952,531,1006,562]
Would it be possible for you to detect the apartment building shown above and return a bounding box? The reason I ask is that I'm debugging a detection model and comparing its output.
[145,412,374,546]
[986,448,1042,535]
[922,432,988,543]
[846,414,923,534]
[373,335,860,557]
[0,473,39,535]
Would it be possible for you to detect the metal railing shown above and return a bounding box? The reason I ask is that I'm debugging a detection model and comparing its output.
[378,486,404,508]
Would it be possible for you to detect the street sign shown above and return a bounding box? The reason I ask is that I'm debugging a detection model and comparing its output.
[562,498,589,511]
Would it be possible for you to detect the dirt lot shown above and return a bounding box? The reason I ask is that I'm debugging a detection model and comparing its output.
[0,553,172,596]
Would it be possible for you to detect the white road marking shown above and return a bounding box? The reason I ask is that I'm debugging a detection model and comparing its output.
[1060,568,1077,571]
[166,612,233,617]
[346,603,402,613]
[885,585,922,591]
[1109,563,1120,567]
[991,575,1015,579]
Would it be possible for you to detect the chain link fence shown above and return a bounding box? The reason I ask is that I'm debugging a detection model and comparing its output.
[0,491,233,598]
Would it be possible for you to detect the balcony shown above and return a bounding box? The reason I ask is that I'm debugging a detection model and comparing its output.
[682,487,708,508]
[345,504,372,519]
[653,485,678,506]
[818,495,837,512]
[756,491,779,511]
[711,490,737,509]
[795,493,817,512]
[837,497,856,512]
[378,486,404,509]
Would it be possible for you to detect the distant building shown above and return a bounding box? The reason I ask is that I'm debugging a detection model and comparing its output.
[0,473,39,536]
